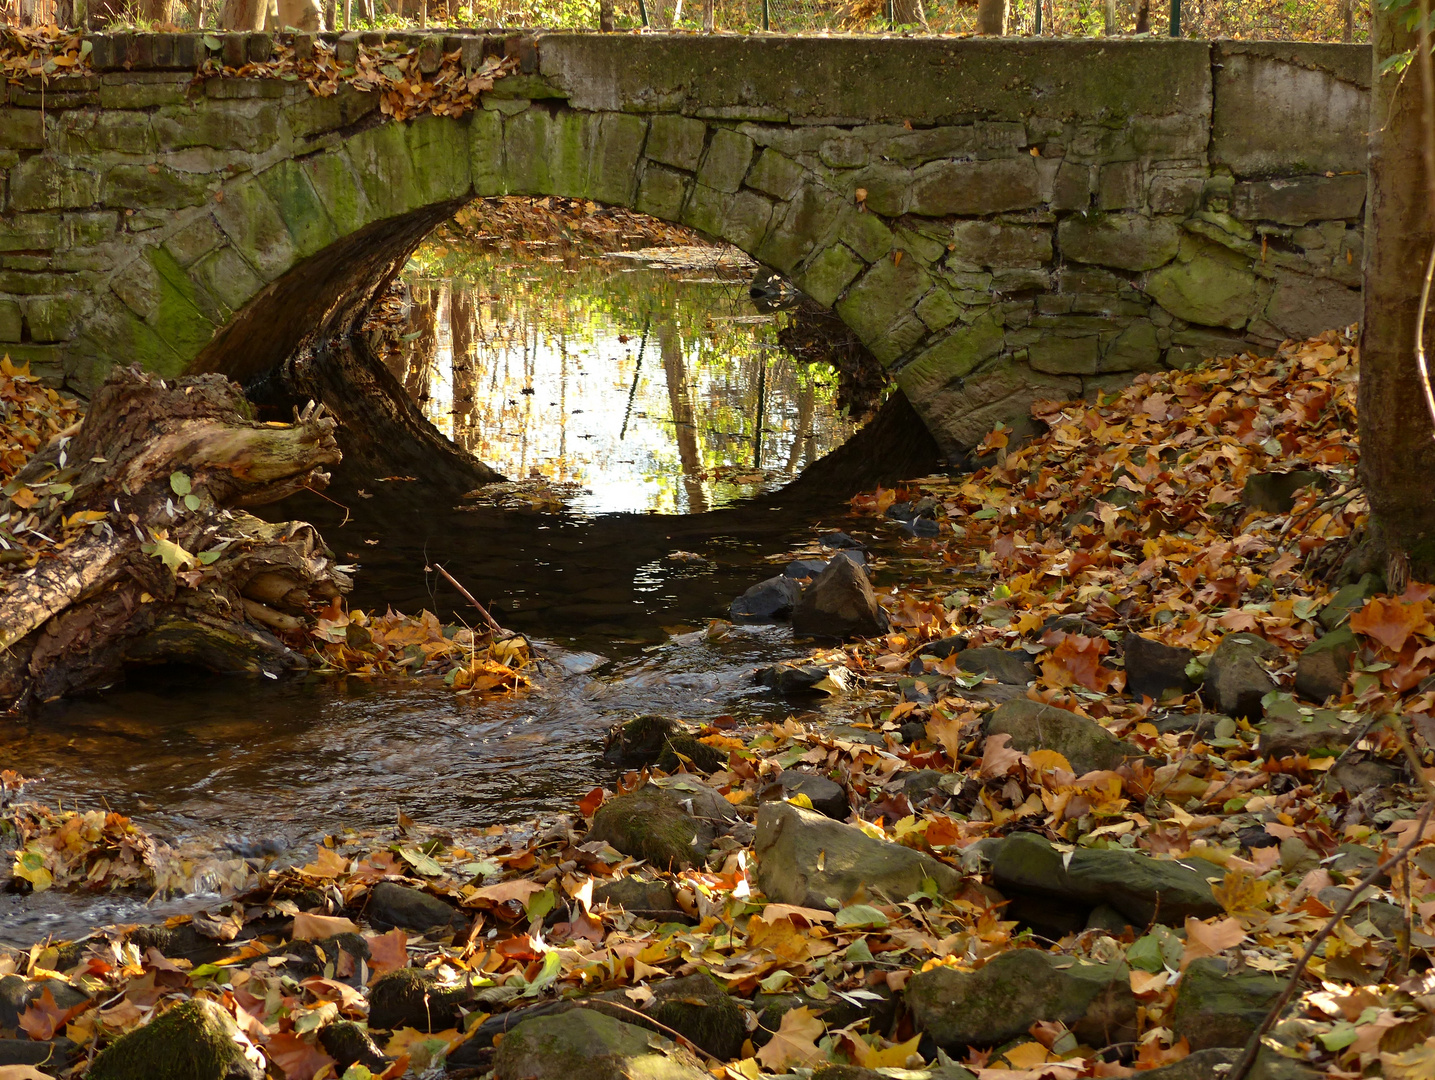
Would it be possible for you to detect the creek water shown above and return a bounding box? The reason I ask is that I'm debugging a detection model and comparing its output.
[0,235,920,946]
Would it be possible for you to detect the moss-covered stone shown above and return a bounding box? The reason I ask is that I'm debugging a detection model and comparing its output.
[906,949,1136,1052]
[948,220,1052,269]
[656,733,726,773]
[369,967,475,1031]
[317,1020,387,1072]
[1144,235,1259,329]
[645,114,706,171]
[493,1008,707,1080]
[793,242,864,308]
[1171,958,1283,1050]
[602,714,680,768]
[88,998,263,1080]
[1059,213,1181,272]
[647,973,746,1059]
[587,784,710,870]
[835,254,933,361]
[984,698,1135,774]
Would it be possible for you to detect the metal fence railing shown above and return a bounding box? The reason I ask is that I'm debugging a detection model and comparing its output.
[1,0,1371,43]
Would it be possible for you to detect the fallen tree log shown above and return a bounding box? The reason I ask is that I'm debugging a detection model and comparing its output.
[0,366,351,711]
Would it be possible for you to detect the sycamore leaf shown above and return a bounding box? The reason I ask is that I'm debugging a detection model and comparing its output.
[18,988,89,1041]
[755,1005,825,1070]
[850,1032,923,1067]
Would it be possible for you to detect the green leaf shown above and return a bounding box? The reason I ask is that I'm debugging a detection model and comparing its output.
[1320,1021,1359,1051]
[970,507,1000,520]
[202,34,222,49]
[79,39,93,58]
[170,471,192,496]
[525,886,557,926]
[1126,933,1165,973]
[394,845,443,877]
[844,939,875,964]
[14,849,52,892]
[757,969,794,992]
[521,950,562,997]
[189,962,230,983]
[184,493,201,512]
[834,904,889,929]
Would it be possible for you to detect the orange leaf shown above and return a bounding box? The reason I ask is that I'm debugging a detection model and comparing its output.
[1350,596,1430,653]
[1181,916,1246,968]
[17,988,90,1041]
[980,732,1022,780]
[365,928,409,976]
[755,1006,825,1070]
[291,912,360,941]
[266,1030,336,1080]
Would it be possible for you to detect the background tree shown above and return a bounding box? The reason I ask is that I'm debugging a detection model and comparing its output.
[1359,1,1435,586]
[977,0,1006,33]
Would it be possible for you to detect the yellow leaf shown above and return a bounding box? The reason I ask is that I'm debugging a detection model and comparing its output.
[1027,748,1074,776]
[850,1032,923,1067]
[291,912,360,941]
[755,1006,824,1070]
[1001,1041,1054,1068]
[63,510,107,528]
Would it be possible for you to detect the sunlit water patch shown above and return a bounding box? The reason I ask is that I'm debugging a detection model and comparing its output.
[382,242,859,514]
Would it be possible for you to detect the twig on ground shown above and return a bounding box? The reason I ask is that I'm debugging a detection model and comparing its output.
[1227,797,1435,1080]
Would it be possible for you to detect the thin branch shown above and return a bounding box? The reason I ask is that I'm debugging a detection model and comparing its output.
[431,561,507,636]
[1417,240,1435,435]
[1420,0,1435,436]
[1226,798,1435,1080]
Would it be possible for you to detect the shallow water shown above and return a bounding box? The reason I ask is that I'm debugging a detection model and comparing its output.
[0,238,899,946]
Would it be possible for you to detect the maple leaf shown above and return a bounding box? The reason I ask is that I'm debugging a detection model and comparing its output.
[17,987,90,1041]
[755,1006,825,1070]
[1180,916,1246,968]
[266,1030,335,1080]
[364,928,409,976]
[1350,596,1431,653]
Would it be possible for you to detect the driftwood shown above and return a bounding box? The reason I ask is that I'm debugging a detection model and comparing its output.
[0,367,351,711]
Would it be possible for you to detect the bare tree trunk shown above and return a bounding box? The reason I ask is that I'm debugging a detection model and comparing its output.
[1358,7,1435,582]
[659,322,708,515]
[701,0,711,31]
[449,286,477,434]
[976,0,1005,33]
[891,0,924,28]
[599,0,611,28]
[1104,0,1116,34]
[219,0,264,29]
[1342,0,1354,43]
[1135,0,1149,33]
[0,369,350,712]
[140,0,170,22]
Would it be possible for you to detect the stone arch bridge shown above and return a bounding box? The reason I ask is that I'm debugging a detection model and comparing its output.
[0,32,1368,456]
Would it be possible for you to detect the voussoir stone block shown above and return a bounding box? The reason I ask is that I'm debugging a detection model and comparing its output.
[1058,213,1181,272]
[795,243,865,308]
[697,127,755,194]
[836,254,932,361]
[745,148,805,200]
[910,156,1041,216]
[210,174,297,282]
[645,113,706,172]
[636,164,689,221]
[256,158,339,259]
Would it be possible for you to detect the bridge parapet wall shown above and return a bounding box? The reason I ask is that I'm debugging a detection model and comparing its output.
[0,33,1369,455]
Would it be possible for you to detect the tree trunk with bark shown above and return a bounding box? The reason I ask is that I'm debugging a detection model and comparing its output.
[1358,8,1435,584]
[976,0,1006,34]
[1135,0,1150,33]
[0,367,352,713]
[891,0,925,29]
[218,0,264,30]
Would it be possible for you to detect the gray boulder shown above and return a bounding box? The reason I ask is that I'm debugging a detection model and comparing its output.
[761,769,850,819]
[954,647,1035,685]
[905,949,1137,1051]
[644,973,747,1060]
[1171,957,1284,1050]
[593,876,678,914]
[731,575,803,623]
[493,1008,707,1080]
[791,556,890,639]
[0,975,89,1031]
[369,967,477,1031]
[366,881,462,933]
[1294,626,1355,703]
[1135,1047,1318,1080]
[990,832,1223,926]
[1124,633,1198,702]
[588,783,714,871]
[984,698,1135,773]
[1257,698,1360,759]
[754,800,964,909]
[1200,633,1282,720]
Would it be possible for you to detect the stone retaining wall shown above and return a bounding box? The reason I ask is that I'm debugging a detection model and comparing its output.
[0,33,1369,455]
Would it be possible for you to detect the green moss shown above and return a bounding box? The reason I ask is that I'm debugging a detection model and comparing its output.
[369,967,473,1031]
[144,246,220,365]
[656,733,725,774]
[89,998,261,1080]
[648,974,746,1059]
[589,786,702,871]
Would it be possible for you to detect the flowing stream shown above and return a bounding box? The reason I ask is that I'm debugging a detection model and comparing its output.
[0,233,918,946]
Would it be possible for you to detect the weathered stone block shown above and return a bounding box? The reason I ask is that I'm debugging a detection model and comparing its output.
[1149,172,1206,216]
[256,158,339,258]
[98,72,190,109]
[910,157,1041,216]
[635,164,689,221]
[162,215,226,267]
[1059,214,1181,272]
[759,183,844,274]
[302,151,370,237]
[949,220,1052,269]
[881,124,979,166]
[897,312,1005,399]
[101,163,214,209]
[154,100,280,151]
[211,175,297,282]
[1102,322,1162,372]
[1262,270,1363,339]
[794,243,864,308]
[903,351,1081,455]
[283,85,380,140]
[1144,236,1259,329]
[1098,161,1143,211]
[836,254,932,360]
[188,245,264,315]
[0,213,61,252]
[0,299,21,342]
[9,158,102,211]
[916,286,961,332]
[1212,47,1369,178]
[745,148,805,200]
[1030,335,1100,375]
[684,184,772,255]
[204,76,286,100]
[52,109,155,156]
[0,109,46,151]
[697,127,755,194]
[141,246,221,358]
[23,294,76,342]
[503,107,599,198]
[343,122,423,219]
[405,115,474,205]
[589,112,646,206]
[645,113,705,172]
[828,205,893,264]
[1231,174,1367,226]
[1052,159,1092,212]
[469,108,504,194]
[848,162,912,217]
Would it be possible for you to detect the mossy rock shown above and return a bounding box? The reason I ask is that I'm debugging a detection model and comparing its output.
[646,973,746,1060]
[603,715,680,768]
[656,733,726,773]
[1170,957,1283,1050]
[588,784,712,871]
[369,967,475,1031]
[493,1007,708,1080]
[88,998,262,1080]
[317,1020,387,1071]
[813,1066,977,1080]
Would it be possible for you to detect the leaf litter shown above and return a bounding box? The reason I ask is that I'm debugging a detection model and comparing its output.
[5,334,1435,1078]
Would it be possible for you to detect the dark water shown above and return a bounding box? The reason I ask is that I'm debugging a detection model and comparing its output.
[0,241,910,946]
